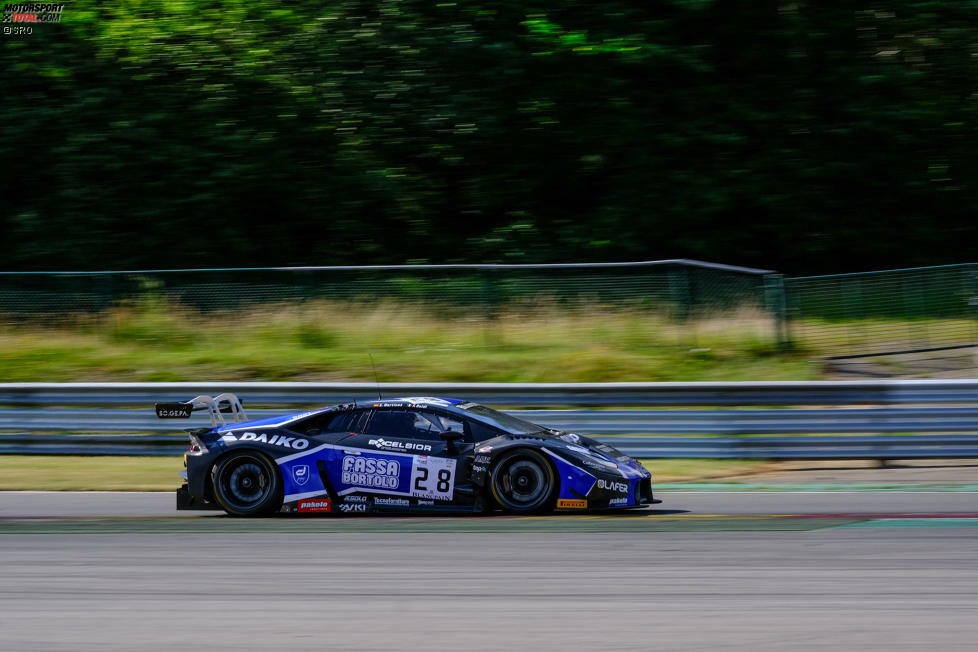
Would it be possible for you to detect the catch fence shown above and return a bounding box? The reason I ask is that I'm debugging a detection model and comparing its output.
[785,263,978,356]
[0,260,771,317]
[1,260,977,359]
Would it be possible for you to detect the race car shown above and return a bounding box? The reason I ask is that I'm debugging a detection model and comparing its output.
[157,394,658,516]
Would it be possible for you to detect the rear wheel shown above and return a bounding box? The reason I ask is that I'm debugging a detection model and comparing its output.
[489,449,557,513]
[212,451,282,516]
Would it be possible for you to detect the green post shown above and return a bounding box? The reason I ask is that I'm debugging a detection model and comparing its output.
[667,266,691,323]
[764,273,791,351]
[482,268,501,347]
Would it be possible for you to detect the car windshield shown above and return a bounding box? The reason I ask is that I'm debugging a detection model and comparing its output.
[458,403,548,435]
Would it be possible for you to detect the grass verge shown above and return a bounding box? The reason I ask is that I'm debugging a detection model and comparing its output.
[0,300,814,382]
[0,456,771,491]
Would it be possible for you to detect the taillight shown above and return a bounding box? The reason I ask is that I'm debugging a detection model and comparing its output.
[187,434,208,455]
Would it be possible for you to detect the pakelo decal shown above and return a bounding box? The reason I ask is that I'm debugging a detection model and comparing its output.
[297,499,331,513]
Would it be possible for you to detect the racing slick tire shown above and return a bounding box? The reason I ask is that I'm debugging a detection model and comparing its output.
[211,450,283,517]
[489,449,557,513]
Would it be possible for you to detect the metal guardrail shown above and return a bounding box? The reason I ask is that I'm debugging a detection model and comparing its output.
[1,381,977,457]
[2,379,978,406]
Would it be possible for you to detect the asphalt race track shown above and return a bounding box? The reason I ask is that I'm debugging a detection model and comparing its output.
[2,491,977,651]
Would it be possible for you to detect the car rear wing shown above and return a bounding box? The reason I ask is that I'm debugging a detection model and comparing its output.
[154,393,248,427]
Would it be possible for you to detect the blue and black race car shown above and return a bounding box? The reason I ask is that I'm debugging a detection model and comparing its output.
[157,394,658,516]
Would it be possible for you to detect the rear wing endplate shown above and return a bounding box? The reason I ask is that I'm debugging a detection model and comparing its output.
[154,393,248,427]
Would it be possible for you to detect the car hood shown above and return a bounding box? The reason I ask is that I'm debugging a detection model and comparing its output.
[512,430,650,480]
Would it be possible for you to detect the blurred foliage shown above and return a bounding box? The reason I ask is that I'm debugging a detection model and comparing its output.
[0,300,812,382]
[2,1,978,272]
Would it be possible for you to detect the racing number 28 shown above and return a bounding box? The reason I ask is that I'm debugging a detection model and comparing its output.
[414,468,452,493]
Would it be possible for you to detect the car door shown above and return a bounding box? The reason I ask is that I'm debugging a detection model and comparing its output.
[338,407,471,505]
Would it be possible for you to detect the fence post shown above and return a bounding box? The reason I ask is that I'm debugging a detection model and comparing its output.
[482,267,501,346]
[765,273,791,350]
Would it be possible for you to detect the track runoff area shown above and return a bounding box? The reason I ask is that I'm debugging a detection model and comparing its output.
[1,488,978,530]
[2,491,978,651]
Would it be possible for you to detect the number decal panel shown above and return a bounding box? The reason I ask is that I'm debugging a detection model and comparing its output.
[409,456,456,500]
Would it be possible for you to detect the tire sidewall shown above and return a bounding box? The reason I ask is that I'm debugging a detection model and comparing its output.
[489,449,558,513]
[212,450,283,517]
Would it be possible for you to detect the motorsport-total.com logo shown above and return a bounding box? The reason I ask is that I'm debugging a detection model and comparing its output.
[3,3,63,35]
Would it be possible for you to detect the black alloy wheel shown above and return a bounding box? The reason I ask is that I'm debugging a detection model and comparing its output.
[489,449,557,513]
[212,451,282,516]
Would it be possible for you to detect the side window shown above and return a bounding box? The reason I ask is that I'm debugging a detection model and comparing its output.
[292,410,365,436]
[415,411,468,442]
[364,409,424,439]
[363,409,469,442]
[467,419,500,442]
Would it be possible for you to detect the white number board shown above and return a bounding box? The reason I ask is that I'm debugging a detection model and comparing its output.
[410,456,456,500]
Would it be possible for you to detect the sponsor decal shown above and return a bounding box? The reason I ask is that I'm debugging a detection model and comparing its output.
[343,495,368,503]
[341,456,400,489]
[238,432,310,450]
[471,465,487,474]
[400,397,452,407]
[221,434,238,443]
[596,479,629,495]
[338,503,368,513]
[374,497,411,507]
[416,499,435,506]
[368,437,432,453]
[557,499,587,509]
[566,444,590,455]
[609,497,628,507]
[410,455,456,500]
[474,455,491,464]
[477,446,492,453]
[297,499,331,513]
[580,458,610,471]
[560,433,581,444]
[292,464,311,486]
[342,449,360,455]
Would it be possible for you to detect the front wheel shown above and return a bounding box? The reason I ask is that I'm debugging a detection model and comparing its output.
[211,451,282,517]
[489,449,557,513]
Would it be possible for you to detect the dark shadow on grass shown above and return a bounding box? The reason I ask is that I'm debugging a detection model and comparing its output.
[780,462,978,472]
[217,506,690,519]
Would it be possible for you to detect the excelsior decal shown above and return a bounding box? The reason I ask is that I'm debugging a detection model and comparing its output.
[368,437,432,453]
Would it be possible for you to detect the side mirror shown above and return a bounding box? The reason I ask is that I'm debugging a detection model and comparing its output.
[440,431,464,453]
